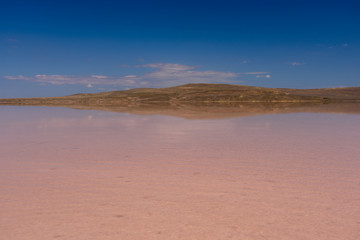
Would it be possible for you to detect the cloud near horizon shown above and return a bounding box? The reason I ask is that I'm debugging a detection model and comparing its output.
[290,62,305,66]
[4,63,269,88]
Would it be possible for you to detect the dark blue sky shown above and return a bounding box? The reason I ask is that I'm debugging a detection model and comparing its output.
[1,0,359,97]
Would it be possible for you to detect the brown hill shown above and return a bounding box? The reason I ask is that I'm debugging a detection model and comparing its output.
[1,83,360,107]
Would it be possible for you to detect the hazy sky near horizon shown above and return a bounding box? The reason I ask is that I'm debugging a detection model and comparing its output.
[1,0,359,97]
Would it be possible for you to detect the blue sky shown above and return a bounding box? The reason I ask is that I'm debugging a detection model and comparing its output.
[1,0,359,97]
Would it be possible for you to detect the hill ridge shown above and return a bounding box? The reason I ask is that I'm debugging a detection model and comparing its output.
[1,83,360,107]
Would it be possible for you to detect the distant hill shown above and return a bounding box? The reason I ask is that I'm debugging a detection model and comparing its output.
[1,83,360,107]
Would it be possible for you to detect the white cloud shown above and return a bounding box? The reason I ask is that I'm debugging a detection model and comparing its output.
[4,63,269,88]
[135,63,237,86]
[138,63,196,71]
[241,72,270,75]
[291,62,305,66]
[255,74,271,78]
[4,74,135,86]
[7,38,18,42]
[3,75,25,80]
[317,43,349,49]
[91,75,108,79]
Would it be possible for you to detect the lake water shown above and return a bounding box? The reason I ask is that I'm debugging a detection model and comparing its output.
[1,106,359,240]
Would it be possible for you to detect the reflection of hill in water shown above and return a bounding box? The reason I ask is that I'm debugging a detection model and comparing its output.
[1,83,360,119]
[54,102,360,119]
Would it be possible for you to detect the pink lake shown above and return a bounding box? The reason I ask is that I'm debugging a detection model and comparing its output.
[0,106,360,240]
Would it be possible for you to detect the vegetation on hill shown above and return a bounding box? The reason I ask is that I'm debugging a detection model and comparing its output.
[1,84,360,107]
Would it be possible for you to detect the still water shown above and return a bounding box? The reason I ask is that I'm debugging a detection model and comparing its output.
[1,106,359,240]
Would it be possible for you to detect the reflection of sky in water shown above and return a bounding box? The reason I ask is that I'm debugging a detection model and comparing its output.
[1,106,360,240]
[1,106,360,168]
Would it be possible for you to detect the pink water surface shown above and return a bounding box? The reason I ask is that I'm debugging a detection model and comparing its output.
[1,106,360,240]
